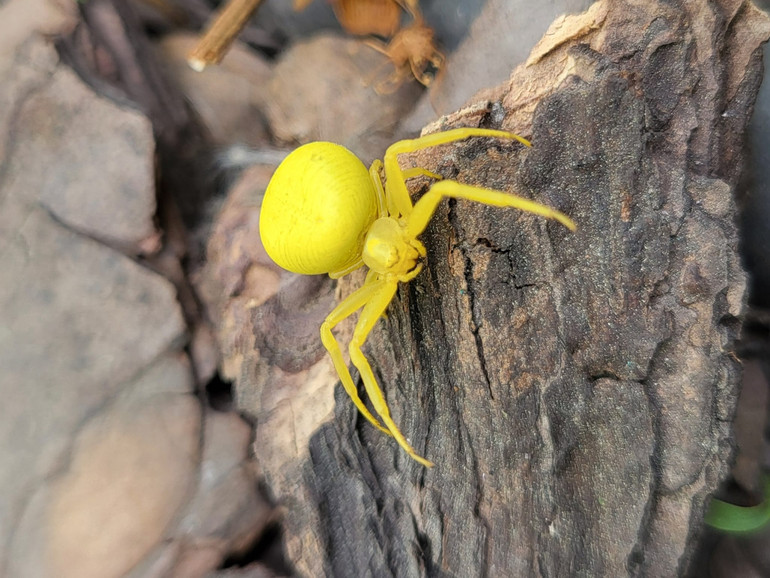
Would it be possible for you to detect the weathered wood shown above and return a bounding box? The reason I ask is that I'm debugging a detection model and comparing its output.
[207,1,770,576]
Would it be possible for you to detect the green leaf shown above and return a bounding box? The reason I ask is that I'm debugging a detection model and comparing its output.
[705,476,770,534]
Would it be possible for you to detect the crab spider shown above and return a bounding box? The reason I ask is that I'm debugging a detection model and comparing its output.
[259,128,576,467]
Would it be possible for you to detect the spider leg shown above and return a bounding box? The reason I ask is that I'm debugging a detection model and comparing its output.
[369,159,388,218]
[321,278,392,436]
[363,38,390,57]
[329,258,365,279]
[365,59,400,95]
[349,279,434,467]
[390,127,532,154]
[387,167,442,218]
[402,167,442,181]
[409,59,433,87]
[406,179,576,238]
[383,128,532,221]
[330,161,388,277]
[409,49,444,87]
[431,50,445,71]
[376,67,411,95]
[362,41,409,95]
[372,165,439,222]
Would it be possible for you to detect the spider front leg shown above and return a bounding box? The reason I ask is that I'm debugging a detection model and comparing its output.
[369,162,441,219]
[382,128,533,220]
[406,179,577,238]
[347,278,434,467]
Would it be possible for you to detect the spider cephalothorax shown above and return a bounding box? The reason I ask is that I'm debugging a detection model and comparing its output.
[361,216,425,278]
[260,128,576,466]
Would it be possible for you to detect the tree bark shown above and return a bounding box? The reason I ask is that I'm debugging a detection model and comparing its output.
[204,1,770,576]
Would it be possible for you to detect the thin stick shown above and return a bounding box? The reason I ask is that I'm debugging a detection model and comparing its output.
[187,0,263,71]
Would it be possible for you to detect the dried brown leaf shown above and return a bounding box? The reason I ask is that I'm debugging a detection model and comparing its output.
[334,0,402,37]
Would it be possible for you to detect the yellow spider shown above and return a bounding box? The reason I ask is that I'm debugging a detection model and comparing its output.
[259,128,576,467]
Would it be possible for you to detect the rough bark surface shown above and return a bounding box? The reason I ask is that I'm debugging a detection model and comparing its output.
[208,1,770,576]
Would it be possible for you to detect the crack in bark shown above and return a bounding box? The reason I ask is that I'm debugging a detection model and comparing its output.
[464,252,495,401]
[629,336,668,576]
[447,202,496,402]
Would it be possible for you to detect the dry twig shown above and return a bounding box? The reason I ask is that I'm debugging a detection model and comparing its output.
[187,0,262,71]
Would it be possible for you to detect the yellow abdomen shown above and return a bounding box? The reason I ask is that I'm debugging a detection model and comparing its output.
[260,142,378,275]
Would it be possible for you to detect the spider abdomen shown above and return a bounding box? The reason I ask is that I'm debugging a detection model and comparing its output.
[260,142,379,275]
